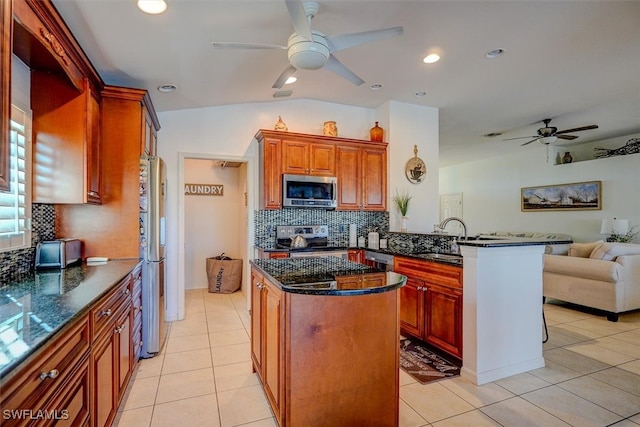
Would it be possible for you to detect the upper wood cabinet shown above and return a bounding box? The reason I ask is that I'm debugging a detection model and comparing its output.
[336,143,387,211]
[255,129,387,211]
[10,0,104,204]
[31,73,102,204]
[0,0,10,192]
[281,139,335,176]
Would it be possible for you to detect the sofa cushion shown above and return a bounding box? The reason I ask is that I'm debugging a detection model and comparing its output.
[590,242,640,261]
[544,254,621,282]
[568,241,603,257]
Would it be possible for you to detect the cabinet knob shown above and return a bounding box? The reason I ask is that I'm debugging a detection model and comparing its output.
[123,288,130,295]
[100,309,112,317]
[88,191,98,197]
[114,325,125,334]
[39,369,59,380]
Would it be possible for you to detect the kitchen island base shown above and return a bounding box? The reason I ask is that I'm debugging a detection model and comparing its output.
[250,260,405,427]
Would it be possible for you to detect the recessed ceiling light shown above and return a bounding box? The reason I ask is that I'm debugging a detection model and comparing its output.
[285,76,297,85]
[484,132,503,137]
[369,84,383,91]
[485,48,505,59]
[137,0,167,14]
[157,84,177,93]
[423,54,440,64]
[414,91,427,97]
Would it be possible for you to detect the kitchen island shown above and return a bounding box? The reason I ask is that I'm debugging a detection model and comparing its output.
[250,257,406,427]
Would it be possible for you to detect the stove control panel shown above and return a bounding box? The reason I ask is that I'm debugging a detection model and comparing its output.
[276,225,328,239]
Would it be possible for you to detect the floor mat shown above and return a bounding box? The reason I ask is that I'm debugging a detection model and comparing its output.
[400,338,461,384]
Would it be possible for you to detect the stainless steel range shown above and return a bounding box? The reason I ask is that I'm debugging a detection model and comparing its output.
[276,225,347,259]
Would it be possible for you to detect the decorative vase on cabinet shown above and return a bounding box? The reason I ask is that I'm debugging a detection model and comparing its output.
[370,122,384,142]
[323,121,337,136]
[562,151,573,164]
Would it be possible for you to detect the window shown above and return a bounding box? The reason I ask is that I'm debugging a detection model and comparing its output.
[0,104,31,252]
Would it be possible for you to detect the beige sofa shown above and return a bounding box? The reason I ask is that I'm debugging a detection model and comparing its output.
[543,241,640,321]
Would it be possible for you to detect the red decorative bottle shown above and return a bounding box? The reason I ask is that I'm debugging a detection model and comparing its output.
[370,122,383,142]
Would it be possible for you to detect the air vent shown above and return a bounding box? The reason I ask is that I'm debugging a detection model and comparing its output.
[273,90,293,98]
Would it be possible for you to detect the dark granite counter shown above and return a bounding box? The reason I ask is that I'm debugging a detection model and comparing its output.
[0,259,141,379]
[250,257,406,295]
[459,238,573,248]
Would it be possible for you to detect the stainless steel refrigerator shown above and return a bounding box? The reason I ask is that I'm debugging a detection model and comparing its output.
[139,155,168,358]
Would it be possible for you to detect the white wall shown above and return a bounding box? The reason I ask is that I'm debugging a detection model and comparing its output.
[440,137,640,242]
[157,99,440,321]
[184,158,243,290]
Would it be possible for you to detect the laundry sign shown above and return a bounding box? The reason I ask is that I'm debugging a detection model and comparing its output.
[184,183,224,196]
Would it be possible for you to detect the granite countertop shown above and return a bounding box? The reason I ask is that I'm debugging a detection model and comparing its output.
[250,257,406,296]
[0,259,141,379]
[458,237,573,248]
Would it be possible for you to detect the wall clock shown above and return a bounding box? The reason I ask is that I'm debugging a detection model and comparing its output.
[405,145,426,184]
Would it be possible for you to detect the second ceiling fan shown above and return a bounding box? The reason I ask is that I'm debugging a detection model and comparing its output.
[211,0,403,89]
[504,118,599,146]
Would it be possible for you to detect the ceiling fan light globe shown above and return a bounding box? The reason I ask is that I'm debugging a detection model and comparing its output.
[288,33,330,70]
[539,136,558,145]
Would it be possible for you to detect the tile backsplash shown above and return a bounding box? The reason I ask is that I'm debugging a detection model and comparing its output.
[254,209,389,248]
[0,204,55,284]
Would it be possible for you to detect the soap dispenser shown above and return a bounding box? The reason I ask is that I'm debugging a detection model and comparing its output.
[451,238,459,255]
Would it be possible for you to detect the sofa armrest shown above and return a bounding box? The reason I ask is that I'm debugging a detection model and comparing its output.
[616,255,640,306]
[543,254,622,283]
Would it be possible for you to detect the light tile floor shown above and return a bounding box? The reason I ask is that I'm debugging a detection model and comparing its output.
[114,290,640,427]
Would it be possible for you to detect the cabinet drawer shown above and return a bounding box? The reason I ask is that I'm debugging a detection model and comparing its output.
[91,276,132,340]
[395,256,463,289]
[0,315,90,424]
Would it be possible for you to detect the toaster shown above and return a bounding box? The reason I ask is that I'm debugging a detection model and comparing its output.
[35,239,82,270]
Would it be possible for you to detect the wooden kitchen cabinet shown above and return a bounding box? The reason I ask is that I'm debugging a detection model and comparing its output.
[0,314,91,427]
[131,264,143,363]
[31,73,102,204]
[336,143,387,211]
[347,248,364,263]
[255,129,387,211]
[250,268,284,425]
[281,139,335,176]
[91,273,134,427]
[56,86,160,260]
[395,256,463,359]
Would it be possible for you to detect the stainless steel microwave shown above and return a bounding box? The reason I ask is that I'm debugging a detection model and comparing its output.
[282,174,338,208]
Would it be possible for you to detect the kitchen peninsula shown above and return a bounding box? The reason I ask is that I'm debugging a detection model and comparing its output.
[250,257,406,427]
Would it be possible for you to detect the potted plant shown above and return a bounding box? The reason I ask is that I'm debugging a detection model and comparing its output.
[608,225,639,243]
[393,190,412,232]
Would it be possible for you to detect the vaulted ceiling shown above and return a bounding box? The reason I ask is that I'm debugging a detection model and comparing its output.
[51,0,640,166]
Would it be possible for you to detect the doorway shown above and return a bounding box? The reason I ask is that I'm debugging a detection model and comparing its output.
[178,152,255,321]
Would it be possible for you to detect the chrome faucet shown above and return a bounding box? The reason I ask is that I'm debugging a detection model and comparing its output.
[438,217,468,241]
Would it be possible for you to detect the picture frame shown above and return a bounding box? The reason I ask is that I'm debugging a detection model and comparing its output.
[521,180,601,212]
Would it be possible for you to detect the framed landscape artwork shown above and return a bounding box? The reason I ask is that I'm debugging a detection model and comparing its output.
[521,181,602,212]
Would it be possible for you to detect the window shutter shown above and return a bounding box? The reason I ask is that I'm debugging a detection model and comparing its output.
[0,105,31,251]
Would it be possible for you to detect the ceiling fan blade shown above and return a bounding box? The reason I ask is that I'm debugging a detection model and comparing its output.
[520,138,540,146]
[324,55,365,86]
[272,65,297,89]
[211,42,286,50]
[285,0,313,40]
[503,135,537,141]
[557,134,578,140]
[555,125,599,134]
[326,26,404,53]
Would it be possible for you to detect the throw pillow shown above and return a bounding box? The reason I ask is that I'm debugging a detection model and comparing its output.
[568,240,603,257]
[590,242,640,261]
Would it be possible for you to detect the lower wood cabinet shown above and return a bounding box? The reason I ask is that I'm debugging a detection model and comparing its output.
[395,256,463,359]
[0,264,139,427]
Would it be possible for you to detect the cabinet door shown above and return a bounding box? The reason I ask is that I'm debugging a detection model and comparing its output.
[86,89,101,204]
[361,147,387,211]
[263,280,283,422]
[92,333,116,427]
[424,283,463,359]
[250,269,264,376]
[0,0,10,192]
[335,145,362,210]
[261,138,282,209]
[115,306,133,401]
[399,276,425,339]
[281,139,309,174]
[43,355,91,427]
[309,142,335,175]
[347,249,363,263]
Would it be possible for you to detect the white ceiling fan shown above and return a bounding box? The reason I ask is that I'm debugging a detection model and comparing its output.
[211,0,404,89]
[504,118,599,146]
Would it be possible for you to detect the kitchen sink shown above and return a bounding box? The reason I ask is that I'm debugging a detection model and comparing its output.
[414,253,463,263]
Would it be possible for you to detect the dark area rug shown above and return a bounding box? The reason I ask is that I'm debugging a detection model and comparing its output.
[400,338,461,384]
